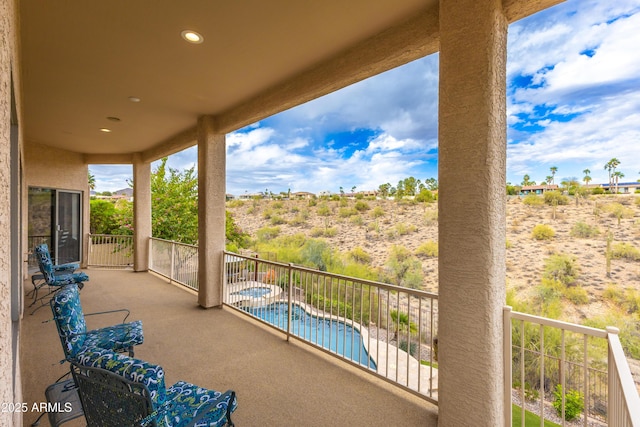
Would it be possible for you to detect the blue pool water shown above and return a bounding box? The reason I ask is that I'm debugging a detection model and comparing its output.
[232,287,272,298]
[243,302,377,370]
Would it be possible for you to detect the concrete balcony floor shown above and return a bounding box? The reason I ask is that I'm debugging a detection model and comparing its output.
[21,269,438,426]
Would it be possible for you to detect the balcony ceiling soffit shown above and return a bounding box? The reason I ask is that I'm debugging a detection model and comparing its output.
[19,0,436,158]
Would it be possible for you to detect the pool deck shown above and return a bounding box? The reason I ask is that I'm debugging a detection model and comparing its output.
[21,269,438,426]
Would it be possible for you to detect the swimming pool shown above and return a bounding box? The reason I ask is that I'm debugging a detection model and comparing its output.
[231,286,272,298]
[243,302,377,370]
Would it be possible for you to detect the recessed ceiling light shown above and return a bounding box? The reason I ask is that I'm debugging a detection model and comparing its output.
[181,30,203,44]
[128,96,141,103]
[100,128,112,133]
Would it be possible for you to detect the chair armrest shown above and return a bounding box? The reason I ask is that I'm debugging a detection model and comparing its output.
[84,308,131,323]
[53,263,79,272]
[139,390,236,427]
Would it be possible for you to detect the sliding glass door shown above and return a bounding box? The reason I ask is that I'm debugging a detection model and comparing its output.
[28,187,82,268]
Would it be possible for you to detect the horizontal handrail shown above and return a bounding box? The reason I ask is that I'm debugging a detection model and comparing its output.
[223,251,439,403]
[505,306,640,427]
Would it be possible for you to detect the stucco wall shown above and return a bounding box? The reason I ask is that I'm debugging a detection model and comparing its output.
[24,141,90,267]
[24,141,88,190]
[1,0,17,424]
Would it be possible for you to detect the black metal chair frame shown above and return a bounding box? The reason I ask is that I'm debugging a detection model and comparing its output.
[70,362,235,427]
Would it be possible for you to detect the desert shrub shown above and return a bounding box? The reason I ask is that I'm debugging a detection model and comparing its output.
[256,226,281,242]
[262,209,273,219]
[350,215,364,226]
[570,221,600,238]
[349,247,372,264]
[308,198,317,207]
[415,188,435,203]
[563,285,589,304]
[339,197,349,207]
[317,203,331,216]
[416,241,438,258]
[603,202,634,224]
[591,187,605,195]
[269,215,286,225]
[544,190,569,206]
[310,227,324,237]
[603,284,625,304]
[290,213,308,226]
[272,201,283,210]
[323,227,338,237]
[354,200,370,211]
[385,245,424,289]
[395,223,417,236]
[532,224,555,240]
[553,385,584,421]
[424,210,438,225]
[339,207,358,218]
[523,194,544,206]
[399,340,419,358]
[543,253,579,286]
[372,206,385,218]
[611,242,640,260]
[226,199,245,208]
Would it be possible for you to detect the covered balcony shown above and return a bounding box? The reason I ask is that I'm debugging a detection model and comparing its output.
[3,0,639,426]
[21,269,438,426]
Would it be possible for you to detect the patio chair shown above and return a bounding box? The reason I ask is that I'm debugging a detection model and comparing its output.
[71,348,237,427]
[31,243,89,314]
[49,283,144,361]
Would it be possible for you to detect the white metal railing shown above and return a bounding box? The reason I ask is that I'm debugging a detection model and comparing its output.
[87,234,133,268]
[504,307,640,427]
[149,237,198,291]
[222,251,439,403]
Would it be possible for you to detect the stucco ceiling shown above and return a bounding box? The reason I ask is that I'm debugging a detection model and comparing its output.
[19,0,439,158]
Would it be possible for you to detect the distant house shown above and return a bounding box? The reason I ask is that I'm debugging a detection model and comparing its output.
[520,184,559,195]
[600,182,640,194]
[291,191,315,200]
[238,193,264,200]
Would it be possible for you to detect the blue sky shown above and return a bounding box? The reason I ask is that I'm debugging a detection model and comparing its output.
[92,0,640,194]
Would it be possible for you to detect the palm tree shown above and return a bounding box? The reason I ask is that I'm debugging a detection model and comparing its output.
[582,169,591,186]
[88,172,96,190]
[550,166,558,184]
[545,176,553,186]
[521,174,535,186]
[604,158,620,191]
[613,171,625,194]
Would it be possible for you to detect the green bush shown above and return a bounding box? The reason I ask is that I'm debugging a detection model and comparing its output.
[371,206,385,218]
[543,253,579,286]
[570,221,600,238]
[349,247,372,264]
[552,385,584,421]
[544,190,569,206]
[317,203,331,216]
[591,187,605,195]
[523,194,544,206]
[611,242,640,261]
[256,226,281,242]
[563,285,589,305]
[416,241,438,258]
[532,224,555,240]
[339,207,358,218]
[354,201,370,212]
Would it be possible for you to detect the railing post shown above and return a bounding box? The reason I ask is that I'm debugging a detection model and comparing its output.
[503,306,512,427]
[170,240,175,283]
[607,326,620,427]
[286,263,293,342]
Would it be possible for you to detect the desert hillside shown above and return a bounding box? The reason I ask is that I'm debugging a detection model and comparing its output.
[227,194,640,325]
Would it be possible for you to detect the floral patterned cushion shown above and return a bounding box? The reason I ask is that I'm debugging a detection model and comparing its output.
[152,381,238,427]
[76,349,237,427]
[50,284,144,359]
[76,348,167,405]
[35,244,87,286]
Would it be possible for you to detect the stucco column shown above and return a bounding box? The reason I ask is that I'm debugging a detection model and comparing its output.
[438,0,507,425]
[197,116,226,308]
[133,154,151,271]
